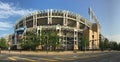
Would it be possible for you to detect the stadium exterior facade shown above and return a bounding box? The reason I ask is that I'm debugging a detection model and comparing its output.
[12,9,100,50]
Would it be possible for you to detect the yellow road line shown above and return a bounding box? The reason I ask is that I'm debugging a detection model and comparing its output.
[11,56,36,62]
[55,57,65,60]
[40,58,57,62]
[65,58,75,60]
[22,58,36,62]
[55,57,75,61]
[8,57,17,61]
[80,56,91,59]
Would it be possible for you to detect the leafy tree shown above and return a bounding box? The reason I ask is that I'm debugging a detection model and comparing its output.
[109,41,118,50]
[103,38,109,49]
[48,31,59,50]
[81,36,89,50]
[99,40,104,50]
[20,31,40,50]
[117,43,120,50]
[99,38,109,50]
[40,30,59,51]
[0,38,8,49]
[20,30,60,51]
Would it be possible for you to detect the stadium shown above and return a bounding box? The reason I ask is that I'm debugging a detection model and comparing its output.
[12,9,100,50]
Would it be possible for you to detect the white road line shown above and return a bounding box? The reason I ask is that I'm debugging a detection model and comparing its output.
[8,57,17,61]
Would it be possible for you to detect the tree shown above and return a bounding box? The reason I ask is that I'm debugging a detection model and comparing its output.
[99,38,109,50]
[103,38,109,50]
[48,31,59,50]
[20,31,40,50]
[40,30,59,51]
[0,38,8,49]
[81,36,89,50]
[20,30,60,51]
[99,40,104,50]
[109,41,118,50]
[117,43,120,50]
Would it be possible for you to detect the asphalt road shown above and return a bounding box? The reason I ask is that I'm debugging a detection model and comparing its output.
[0,51,120,62]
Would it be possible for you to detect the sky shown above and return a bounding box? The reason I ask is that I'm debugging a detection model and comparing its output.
[0,0,120,42]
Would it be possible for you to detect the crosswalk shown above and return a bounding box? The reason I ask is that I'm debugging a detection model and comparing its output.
[7,56,78,62]
[40,58,57,62]
[6,53,108,62]
[8,56,36,62]
[8,57,17,61]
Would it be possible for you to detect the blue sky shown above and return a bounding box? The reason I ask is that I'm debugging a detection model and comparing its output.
[0,0,120,42]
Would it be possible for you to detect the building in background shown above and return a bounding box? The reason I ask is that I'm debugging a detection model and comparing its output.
[12,9,101,50]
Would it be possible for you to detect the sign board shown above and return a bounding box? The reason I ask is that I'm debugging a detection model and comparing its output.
[16,26,27,39]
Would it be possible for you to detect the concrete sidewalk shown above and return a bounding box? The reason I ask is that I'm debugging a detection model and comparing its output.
[1,50,110,56]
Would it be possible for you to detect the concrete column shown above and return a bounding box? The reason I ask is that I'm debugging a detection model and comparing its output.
[73,29,78,51]
[92,31,95,49]
[35,12,38,27]
[14,33,17,45]
[77,22,79,29]
[65,11,68,26]
[76,15,80,29]
[48,9,52,24]
[36,26,42,50]
[56,25,62,50]
[40,27,42,36]
[63,11,66,26]
[50,9,52,24]
[64,30,67,50]
[33,13,36,27]
[14,24,19,46]
[47,10,50,24]
[97,25,100,49]
[40,27,42,50]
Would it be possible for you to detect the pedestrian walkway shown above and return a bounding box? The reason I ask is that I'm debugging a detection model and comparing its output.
[6,51,113,62]
[1,50,111,56]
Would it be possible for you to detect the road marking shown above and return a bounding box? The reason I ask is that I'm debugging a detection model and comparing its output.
[65,58,75,60]
[54,57,65,60]
[40,58,57,62]
[10,56,36,62]
[22,58,36,62]
[55,57,75,61]
[79,53,112,59]
[8,57,17,61]
[80,56,91,59]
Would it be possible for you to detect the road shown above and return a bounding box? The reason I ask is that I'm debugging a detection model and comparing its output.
[0,51,120,62]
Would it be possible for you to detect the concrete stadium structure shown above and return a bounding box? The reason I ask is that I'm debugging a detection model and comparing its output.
[13,9,100,50]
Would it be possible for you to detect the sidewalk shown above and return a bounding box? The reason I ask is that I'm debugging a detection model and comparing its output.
[1,50,110,56]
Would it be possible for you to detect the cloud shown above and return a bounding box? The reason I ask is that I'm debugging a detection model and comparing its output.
[0,1,34,18]
[0,1,36,31]
[0,21,13,30]
[0,33,8,37]
[106,34,120,42]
